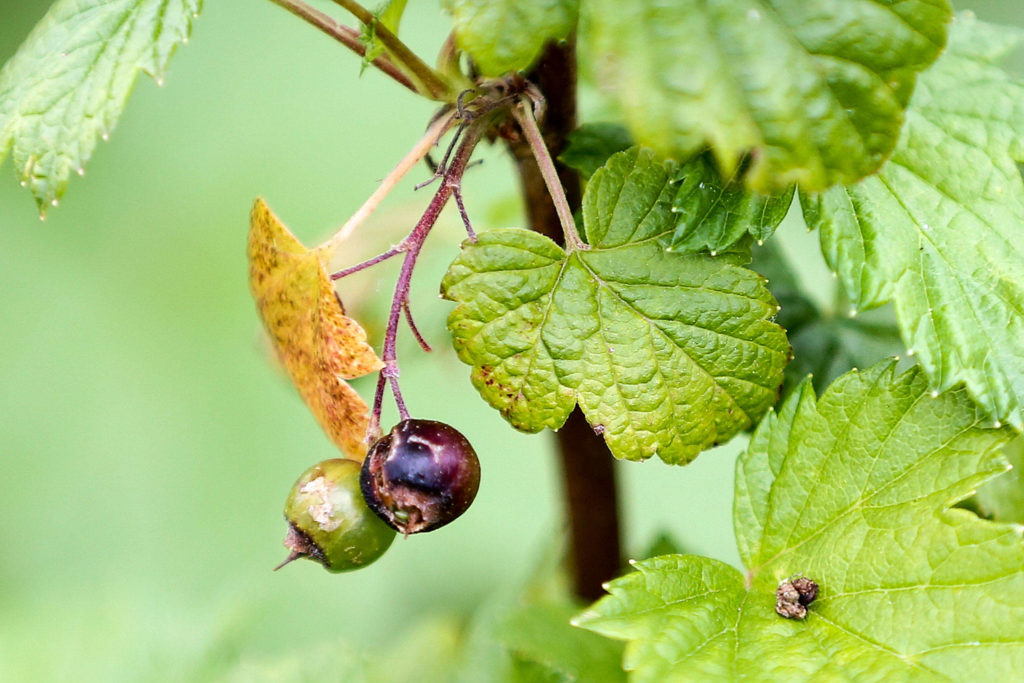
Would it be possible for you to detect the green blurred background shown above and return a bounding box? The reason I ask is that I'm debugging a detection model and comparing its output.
[0,1,1020,679]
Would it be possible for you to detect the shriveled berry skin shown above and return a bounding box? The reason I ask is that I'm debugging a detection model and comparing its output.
[360,419,480,534]
[281,458,395,572]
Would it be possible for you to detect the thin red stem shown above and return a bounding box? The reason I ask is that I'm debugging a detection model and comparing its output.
[331,246,403,280]
[370,123,485,429]
[403,300,433,352]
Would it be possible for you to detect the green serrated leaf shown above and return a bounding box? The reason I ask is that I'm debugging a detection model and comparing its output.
[0,0,201,212]
[443,0,578,76]
[577,362,1022,680]
[583,0,952,192]
[443,148,789,464]
[667,155,794,253]
[802,14,1024,429]
[563,129,794,253]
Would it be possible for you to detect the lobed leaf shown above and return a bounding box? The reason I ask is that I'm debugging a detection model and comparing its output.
[443,148,789,464]
[443,0,578,76]
[802,14,1024,429]
[248,199,382,458]
[577,362,1023,680]
[0,0,201,211]
[583,0,951,192]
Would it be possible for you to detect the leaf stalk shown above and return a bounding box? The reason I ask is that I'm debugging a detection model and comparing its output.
[513,101,586,251]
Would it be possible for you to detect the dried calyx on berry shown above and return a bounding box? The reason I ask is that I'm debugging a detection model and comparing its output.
[278,458,396,572]
[360,419,480,535]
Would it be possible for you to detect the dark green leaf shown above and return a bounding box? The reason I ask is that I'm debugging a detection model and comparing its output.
[802,15,1024,428]
[667,155,793,253]
[0,0,202,212]
[443,148,789,464]
[751,241,903,396]
[583,0,952,192]
[559,123,633,180]
[577,362,1022,680]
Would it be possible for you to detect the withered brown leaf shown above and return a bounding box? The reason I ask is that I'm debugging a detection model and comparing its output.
[248,198,382,458]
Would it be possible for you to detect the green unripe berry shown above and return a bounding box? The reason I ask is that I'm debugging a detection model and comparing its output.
[277,458,395,572]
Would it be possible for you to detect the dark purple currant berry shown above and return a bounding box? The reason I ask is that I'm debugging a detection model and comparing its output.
[277,459,395,572]
[360,419,480,535]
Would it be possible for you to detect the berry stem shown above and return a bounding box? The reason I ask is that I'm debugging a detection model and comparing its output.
[512,101,586,252]
[329,0,456,100]
[264,0,416,94]
[322,109,456,254]
[330,246,402,280]
[370,121,486,431]
[403,300,433,352]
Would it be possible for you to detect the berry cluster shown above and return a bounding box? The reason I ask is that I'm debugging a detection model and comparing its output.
[278,420,480,572]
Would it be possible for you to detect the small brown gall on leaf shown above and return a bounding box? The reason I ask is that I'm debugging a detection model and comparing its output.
[791,576,819,605]
[776,576,818,620]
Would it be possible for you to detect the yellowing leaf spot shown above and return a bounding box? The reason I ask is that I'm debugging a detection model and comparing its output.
[248,198,383,459]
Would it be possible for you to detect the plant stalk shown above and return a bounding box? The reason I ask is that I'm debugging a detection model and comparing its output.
[507,40,622,602]
[330,0,453,100]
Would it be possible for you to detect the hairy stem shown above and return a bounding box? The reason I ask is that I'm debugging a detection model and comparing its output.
[512,102,586,251]
[507,40,622,601]
[330,0,454,100]
[265,0,416,93]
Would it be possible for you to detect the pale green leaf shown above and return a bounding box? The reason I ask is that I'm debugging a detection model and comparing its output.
[577,362,1023,680]
[802,14,1024,428]
[443,148,789,464]
[443,0,578,76]
[583,0,951,192]
[0,0,202,212]
[444,0,581,76]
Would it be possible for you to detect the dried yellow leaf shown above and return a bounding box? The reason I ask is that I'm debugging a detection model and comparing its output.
[248,198,383,458]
